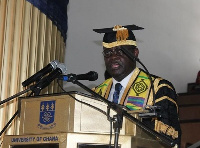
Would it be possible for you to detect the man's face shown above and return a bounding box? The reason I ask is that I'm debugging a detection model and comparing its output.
[103,45,138,81]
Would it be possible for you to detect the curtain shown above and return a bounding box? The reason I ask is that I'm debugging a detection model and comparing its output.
[0,0,68,143]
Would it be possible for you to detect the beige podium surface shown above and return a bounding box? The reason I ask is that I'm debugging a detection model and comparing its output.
[18,92,137,135]
[2,92,168,148]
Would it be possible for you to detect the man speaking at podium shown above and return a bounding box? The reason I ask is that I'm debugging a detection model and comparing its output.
[93,24,181,147]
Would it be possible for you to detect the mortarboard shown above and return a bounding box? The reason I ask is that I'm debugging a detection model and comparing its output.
[93,24,144,48]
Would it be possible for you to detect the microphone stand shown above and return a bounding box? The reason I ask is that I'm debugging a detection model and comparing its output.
[0,88,31,106]
[0,88,31,137]
[69,78,175,147]
[111,104,123,148]
[0,78,50,137]
[120,47,159,118]
[0,110,19,137]
[0,65,65,137]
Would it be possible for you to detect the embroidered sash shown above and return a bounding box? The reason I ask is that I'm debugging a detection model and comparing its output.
[94,68,152,110]
[125,68,152,110]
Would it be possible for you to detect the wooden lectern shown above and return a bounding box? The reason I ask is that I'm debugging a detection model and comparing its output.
[2,92,168,148]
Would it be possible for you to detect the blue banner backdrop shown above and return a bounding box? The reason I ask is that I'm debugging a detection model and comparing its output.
[26,0,69,42]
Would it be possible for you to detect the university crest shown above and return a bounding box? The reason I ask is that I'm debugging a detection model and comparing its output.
[38,100,56,129]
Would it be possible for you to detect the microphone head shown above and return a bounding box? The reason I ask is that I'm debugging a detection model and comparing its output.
[22,60,60,87]
[57,63,67,74]
[50,60,60,69]
[87,71,98,81]
[59,71,98,82]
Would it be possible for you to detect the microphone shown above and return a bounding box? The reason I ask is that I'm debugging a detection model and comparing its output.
[59,71,98,82]
[120,46,140,62]
[31,63,67,93]
[22,60,60,87]
[138,105,162,118]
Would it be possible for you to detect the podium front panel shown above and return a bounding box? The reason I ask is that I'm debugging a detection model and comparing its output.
[19,93,136,135]
[9,93,168,148]
[19,94,75,135]
[2,133,67,148]
[2,133,167,148]
[2,133,131,148]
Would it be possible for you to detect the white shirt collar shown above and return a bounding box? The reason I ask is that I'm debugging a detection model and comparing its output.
[108,70,135,103]
[112,70,134,88]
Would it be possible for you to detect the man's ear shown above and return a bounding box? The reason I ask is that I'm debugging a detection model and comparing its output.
[134,48,139,57]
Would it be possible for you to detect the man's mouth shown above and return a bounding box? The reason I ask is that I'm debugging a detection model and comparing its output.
[111,62,121,69]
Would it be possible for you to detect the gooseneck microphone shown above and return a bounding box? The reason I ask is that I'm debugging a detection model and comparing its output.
[59,71,98,82]
[22,60,60,87]
[120,46,160,118]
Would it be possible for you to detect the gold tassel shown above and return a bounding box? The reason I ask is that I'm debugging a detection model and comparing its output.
[113,25,129,41]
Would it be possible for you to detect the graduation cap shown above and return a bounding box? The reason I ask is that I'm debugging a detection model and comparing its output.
[93,24,144,48]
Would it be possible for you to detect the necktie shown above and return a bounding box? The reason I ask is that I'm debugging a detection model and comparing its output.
[113,83,122,104]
